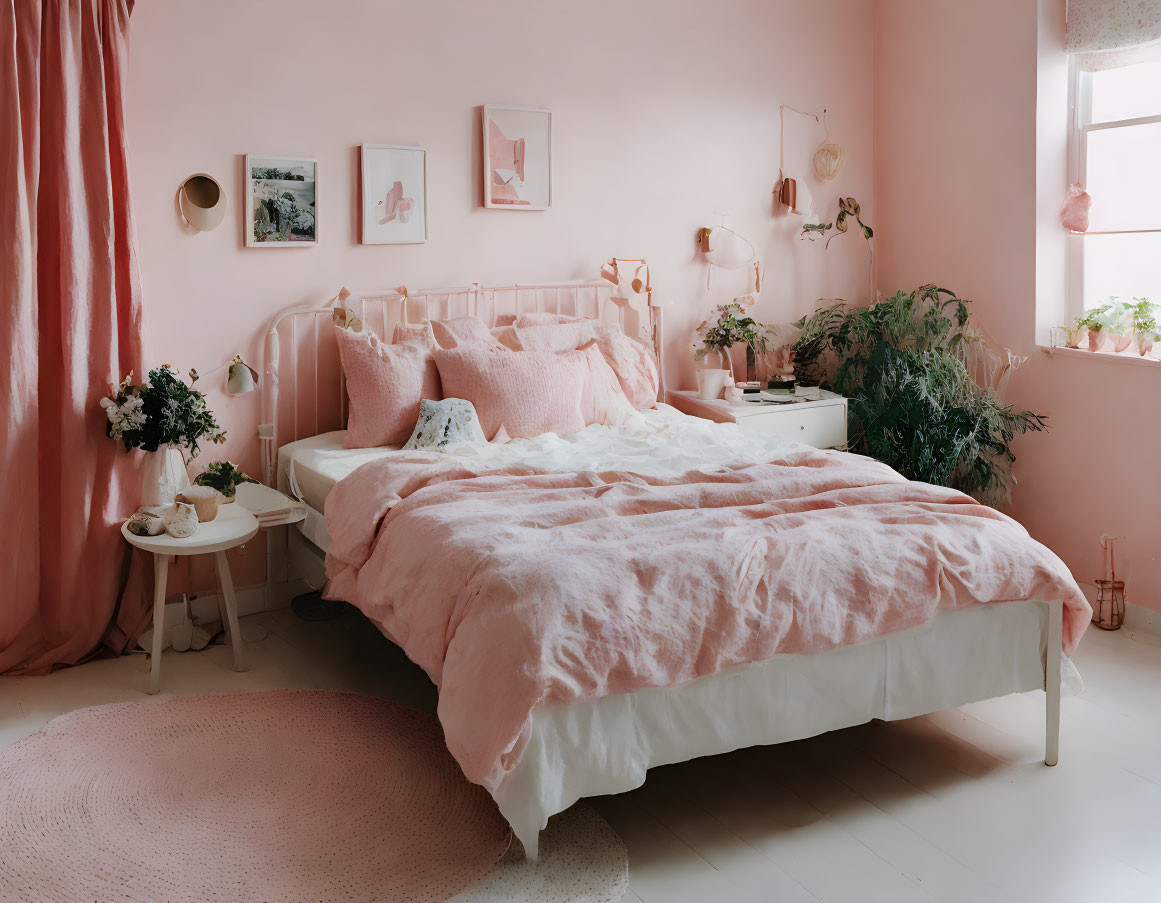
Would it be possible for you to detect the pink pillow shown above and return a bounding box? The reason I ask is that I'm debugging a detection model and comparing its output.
[578,343,635,426]
[392,321,434,345]
[491,325,520,349]
[510,319,659,409]
[433,347,588,440]
[430,317,506,351]
[513,312,580,327]
[334,326,440,448]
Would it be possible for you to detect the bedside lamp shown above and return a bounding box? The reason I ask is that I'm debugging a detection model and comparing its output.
[226,355,258,396]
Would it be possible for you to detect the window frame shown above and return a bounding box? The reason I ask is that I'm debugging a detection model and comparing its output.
[1066,58,1161,319]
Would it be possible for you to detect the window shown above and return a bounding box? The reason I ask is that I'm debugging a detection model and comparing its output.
[1068,59,1161,316]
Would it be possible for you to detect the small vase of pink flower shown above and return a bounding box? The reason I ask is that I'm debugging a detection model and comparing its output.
[694,296,781,382]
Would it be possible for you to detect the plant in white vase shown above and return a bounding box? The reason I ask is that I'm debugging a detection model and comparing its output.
[1131,298,1158,357]
[101,366,226,507]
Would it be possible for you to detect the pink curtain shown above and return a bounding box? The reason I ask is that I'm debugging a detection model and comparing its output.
[0,0,145,674]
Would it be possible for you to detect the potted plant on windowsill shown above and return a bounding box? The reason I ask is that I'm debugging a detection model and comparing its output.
[193,461,258,503]
[1131,298,1158,356]
[100,366,226,507]
[1103,302,1135,353]
[1076,305,1110,352]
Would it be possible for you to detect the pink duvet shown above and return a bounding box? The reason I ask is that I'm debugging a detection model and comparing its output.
[324,448,1090,793]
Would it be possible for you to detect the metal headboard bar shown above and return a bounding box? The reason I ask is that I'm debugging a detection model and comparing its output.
[260,280,664,486]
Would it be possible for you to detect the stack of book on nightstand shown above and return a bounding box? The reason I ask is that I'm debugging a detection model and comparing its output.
[235,482,306,527]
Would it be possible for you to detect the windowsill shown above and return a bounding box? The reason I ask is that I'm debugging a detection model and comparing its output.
[1037,344,1161,367]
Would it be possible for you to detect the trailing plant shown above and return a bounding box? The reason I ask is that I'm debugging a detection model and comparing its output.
[793,285,1045,505]
[100,366,226,457]
[800,196,873,248]
[193,461,258,498]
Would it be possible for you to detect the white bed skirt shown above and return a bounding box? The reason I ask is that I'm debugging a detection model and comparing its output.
[494,599,1079,858]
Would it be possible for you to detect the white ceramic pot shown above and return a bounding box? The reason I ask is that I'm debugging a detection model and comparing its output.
[142,444,190,508]
[697,369,730,400]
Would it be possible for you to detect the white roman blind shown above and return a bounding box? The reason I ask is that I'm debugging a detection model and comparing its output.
[1067,0,1161,69]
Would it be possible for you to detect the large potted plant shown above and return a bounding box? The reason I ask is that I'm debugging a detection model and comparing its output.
[101,366,226,506]
[793,285,1046,505]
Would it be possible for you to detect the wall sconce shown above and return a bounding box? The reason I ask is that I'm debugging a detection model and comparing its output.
[190,354,259,396]
[178,173,226,231]
[226,355,259,395]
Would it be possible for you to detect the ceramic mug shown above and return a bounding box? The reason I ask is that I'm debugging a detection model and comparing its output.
[696,368,730,400]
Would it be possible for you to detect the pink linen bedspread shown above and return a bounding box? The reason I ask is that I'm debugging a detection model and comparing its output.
[324,448,1090,793]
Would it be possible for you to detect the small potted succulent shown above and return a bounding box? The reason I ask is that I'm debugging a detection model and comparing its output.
[1131,298,1158,357]
[193,460,258,503]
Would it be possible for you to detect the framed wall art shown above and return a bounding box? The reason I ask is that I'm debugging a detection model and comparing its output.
[482,105,551,210]
[360,144,427,244]
[245,154,317,247]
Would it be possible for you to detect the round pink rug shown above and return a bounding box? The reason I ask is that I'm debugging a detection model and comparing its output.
[0,690,511,903]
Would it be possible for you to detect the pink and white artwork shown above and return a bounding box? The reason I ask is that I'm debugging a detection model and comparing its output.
[482,105,551,210]
[360,145,427,244]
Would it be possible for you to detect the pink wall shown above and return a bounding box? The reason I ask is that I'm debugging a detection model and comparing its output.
[874,0,1161,610]
[126,0,876,594]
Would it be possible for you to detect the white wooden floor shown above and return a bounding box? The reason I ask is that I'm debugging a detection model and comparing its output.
[2,607,1160,903]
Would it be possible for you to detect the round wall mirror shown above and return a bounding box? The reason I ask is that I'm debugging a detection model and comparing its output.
[178,173,226,231]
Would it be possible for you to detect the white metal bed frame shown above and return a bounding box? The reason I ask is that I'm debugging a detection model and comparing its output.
[255,280,1063,859]
[259,280,663,487]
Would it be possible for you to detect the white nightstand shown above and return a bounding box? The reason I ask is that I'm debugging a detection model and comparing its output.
[122,504,258,694]
[666,388,848,449]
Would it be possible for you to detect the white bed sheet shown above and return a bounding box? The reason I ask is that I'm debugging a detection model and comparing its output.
[277,405,805,511]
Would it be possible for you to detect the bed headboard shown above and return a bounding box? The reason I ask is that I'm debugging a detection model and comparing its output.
[259,280,664,485]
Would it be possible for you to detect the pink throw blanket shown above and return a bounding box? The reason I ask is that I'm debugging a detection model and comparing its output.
[325,448,1090,792]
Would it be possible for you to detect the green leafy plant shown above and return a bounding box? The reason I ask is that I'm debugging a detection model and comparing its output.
[793,285,1045,505]
[100,366,226,457]
[1074,305,1108,334]
[1129,297,1157,338]
[693,298,780,360]
[193,461,258,498]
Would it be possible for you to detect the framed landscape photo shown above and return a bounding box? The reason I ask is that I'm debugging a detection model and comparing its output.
[360,145,427,244]
[245,154,317,247]
[482,105,551,210]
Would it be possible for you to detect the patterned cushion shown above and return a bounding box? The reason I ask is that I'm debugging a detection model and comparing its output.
[403,399,488,450]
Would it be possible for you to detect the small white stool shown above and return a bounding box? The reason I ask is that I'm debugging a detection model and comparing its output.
[121,503,259,694]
